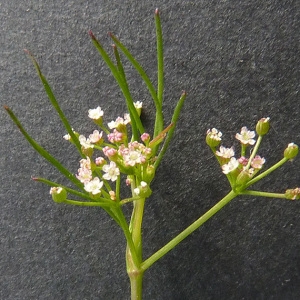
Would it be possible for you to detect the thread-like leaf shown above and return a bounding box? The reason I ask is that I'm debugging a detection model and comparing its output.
[154,91,187,169]
[24,49,83,156]
[89,31,144,139]
[4,106,83,189]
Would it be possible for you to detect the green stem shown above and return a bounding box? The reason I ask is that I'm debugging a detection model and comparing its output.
[126,182,146,300]
[129,271,143,300]
[141,190,237,271]
[239,190,286,199]
[245,157,288,188]
[246,135,262,169]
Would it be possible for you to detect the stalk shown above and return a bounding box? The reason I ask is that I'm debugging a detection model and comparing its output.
[141,190,237,271]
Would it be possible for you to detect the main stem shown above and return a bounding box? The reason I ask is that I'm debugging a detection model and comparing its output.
[126,196,145,300]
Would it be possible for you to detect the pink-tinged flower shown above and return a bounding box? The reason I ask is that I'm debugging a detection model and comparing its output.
[103,146,118,158]
[216,146,235,158]
[76,167,92,183]
[79,157,91,169]
[79,135,94,149]
[222,157,239,174]
[235,127,256,145]
[238,156,249,166]
[123,150,146,166]
[89,130,103,144]
[108,114,130,130]
[84,177,103,195]
[251,155,265,169]
[107,129,124,143]
[95,156,106,166]
[141,133,150,143]
[102,161,120,182]
[88,106,104,120]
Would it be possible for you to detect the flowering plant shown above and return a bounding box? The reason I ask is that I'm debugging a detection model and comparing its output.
[5,9,300,300]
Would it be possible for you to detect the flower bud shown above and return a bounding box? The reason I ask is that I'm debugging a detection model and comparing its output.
[235,169,252,187]
[143,165,155,183]
[134,101,143,116]
[256,117,270,136]
[285,188,300,200]
[133,181,152,198]
[50,187,67,203]
[284,143,299,159]
[206,128,222,148]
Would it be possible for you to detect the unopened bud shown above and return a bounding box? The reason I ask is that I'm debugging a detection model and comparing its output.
[235,169,252,187]
[256,117,270,136]
[284,143,299,159]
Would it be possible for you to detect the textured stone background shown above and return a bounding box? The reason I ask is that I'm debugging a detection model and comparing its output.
[1,0,300,299]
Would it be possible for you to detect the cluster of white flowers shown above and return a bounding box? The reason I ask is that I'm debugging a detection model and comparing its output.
[59,101,157,199]
[207,125,266,178]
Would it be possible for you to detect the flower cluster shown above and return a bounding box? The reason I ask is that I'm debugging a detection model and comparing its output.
[206,120,269,189]
[55,101,158,201]
[206,118,299,192]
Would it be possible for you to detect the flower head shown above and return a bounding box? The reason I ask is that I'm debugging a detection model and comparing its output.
[206,128,222,147]
[88,106,104,120]
[235,126,256,145]
[84,177,103,195]
[222,157,239,174]
[251,155,265,169]
[102,161,120,182]
[216,146,235,158]
[108,114,130,130]
[79,135,94,149]
[89,130,103,144]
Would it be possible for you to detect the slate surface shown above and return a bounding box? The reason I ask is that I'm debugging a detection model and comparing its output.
[1,0,300,299]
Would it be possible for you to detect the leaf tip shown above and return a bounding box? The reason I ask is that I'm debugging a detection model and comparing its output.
[88,30,96,40]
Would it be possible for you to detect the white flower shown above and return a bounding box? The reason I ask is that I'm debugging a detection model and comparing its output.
[134,101,143,109]
[108,114,131,129]
[207,128,222,141]
[50,186,63,195]
[89,130,103,143]
[216,146,235,158]
[235,126,256,145]
[76,167,92,183]
[222,157,239,174]
[84,177,103,195]
[88,106,104,120]
[79,135,94,149]
[102,161,120,182]
[123,150,145,166]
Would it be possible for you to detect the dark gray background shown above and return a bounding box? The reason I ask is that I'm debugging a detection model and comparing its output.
[1,0,300,299]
